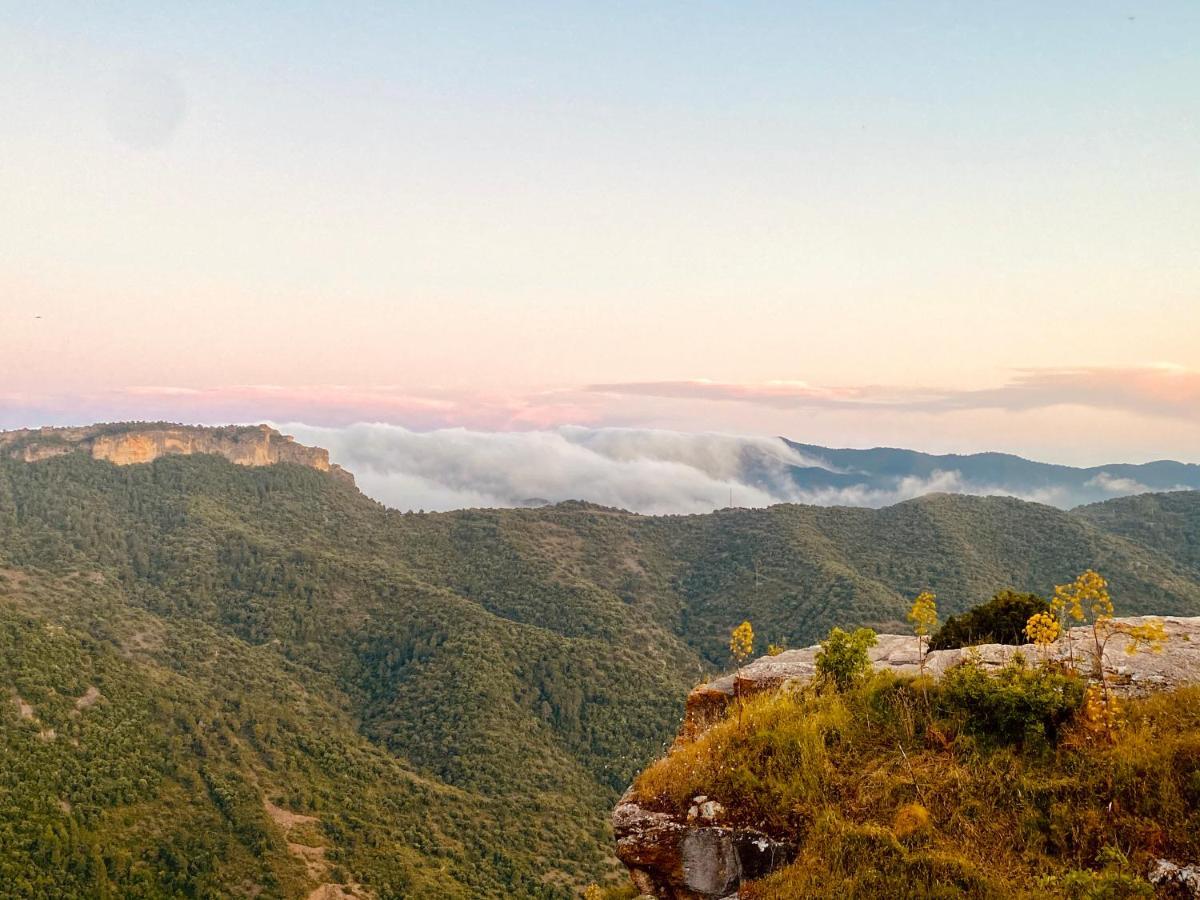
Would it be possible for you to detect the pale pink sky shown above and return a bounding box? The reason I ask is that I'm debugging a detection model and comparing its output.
[2,4,1198,464]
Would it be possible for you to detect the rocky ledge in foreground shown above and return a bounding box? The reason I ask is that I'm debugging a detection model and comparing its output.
[614,616,1200,899]
[0,423,354,483]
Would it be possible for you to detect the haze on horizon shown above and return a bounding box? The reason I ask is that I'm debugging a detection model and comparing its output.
[2,2,1198,466]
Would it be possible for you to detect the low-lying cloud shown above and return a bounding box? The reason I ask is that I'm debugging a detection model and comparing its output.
[284,423,820,514]
[1085,472,1152,494]
[280,423,1079,514]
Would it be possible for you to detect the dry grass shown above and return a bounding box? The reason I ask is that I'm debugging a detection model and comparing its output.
[632,668,1200,898]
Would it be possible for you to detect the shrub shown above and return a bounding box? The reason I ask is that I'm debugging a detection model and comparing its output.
[1039,847,1154,899]
[815,627,877,691]
[937,656,1084,746]
[930,590,1049,650]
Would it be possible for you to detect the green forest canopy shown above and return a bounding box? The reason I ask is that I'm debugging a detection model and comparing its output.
[1,452,1198,897]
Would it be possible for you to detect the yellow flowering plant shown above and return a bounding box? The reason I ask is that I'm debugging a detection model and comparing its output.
[1052,569,1168,738]
[730,620,754,668]
[729,620,756,729]
[1024,610,1061,663]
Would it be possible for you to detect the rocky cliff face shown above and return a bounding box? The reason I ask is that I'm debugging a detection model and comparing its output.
[615,616,1200,899]
[0,424,354,483]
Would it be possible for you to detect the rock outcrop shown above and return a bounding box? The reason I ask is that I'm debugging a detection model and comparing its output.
[614,792,793,899]
[0,423,354,484]
[615,616,1200,898]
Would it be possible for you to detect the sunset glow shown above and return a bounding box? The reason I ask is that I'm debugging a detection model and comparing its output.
[3,3,1198,464]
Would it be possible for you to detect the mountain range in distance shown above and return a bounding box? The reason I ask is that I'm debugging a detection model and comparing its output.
[1,422,1197,514]
[773,438,1200,509]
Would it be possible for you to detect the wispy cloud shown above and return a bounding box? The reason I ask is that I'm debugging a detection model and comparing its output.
[944,365,1200,419]
[2,367,1196,474]
[1085,472,1151,494]
[586,365,1200,421]
[585,379,896,409]
[0,384,606,432]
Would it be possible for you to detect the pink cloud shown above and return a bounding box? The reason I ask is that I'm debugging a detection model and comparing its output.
[1,366,1196,445]
[0,383,611,432]
[586,365,1200,421]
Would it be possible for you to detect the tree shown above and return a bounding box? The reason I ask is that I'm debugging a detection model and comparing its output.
[907,591,938,674]
[815,627,877,691]
[930,590,1049,650]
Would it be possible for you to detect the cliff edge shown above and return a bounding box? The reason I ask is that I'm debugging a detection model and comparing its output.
[616,617,1200,899]
[0,423,354,484]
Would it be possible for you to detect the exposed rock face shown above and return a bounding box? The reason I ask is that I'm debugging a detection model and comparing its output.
[1149,858,1200,897]
[0,423,354,484]
[613,790,792,899]
[616,616,1200,898]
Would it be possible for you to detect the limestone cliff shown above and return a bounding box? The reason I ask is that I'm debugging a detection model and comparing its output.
[615,616,1200,899]
[0,423,354,484]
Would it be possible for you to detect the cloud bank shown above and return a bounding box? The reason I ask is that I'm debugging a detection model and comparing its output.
[284,423,822,514]
[280,423,1082,515]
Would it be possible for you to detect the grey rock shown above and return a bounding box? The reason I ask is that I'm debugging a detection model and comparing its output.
[697,800,723,822]
[681,829,740,896]
[1149,858,1200,897]
[733,616,1200,700]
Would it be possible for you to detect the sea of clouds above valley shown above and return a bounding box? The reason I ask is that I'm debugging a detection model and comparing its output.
[278,422,1095,515]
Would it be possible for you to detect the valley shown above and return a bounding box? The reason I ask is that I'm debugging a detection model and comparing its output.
[1,427,1199,896]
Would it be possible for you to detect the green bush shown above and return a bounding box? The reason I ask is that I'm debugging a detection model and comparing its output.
[815,627,878,691]
[937,655,1084,746]
[1039,847,1154,899]
[930,590,1050,650]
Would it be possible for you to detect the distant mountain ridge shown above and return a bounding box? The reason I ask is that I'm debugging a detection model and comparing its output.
[777,438,1200,508]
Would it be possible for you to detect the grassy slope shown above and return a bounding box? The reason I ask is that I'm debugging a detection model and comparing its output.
[0,454,1198,896]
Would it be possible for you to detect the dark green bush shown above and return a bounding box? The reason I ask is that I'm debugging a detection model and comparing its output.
[937,656,1084,746]
[929,590,1049,650]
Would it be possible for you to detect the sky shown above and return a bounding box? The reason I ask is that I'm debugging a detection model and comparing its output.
[2,2,1199,466]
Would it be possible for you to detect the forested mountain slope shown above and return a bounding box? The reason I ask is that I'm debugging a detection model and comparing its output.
[1,448,1198,897]
[1075,490,1200,577]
